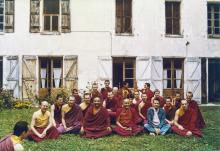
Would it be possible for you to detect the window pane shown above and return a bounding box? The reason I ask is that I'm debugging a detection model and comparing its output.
[215,27,220,34]
[125,79,133,88]
[173,3,180,18]
[52,16,58,31]
[124,0,132,16]
[44,0,59,14]
[0,7,3,14]
[125,69,133,78]
[0,16,3,22]
[165,2,172,17]
[166,18,172,34]
[44,16,50,31]
[125,63,133,68]
[124,17,131,33]
[208,27,212,34]
[0,23,2,31]
[53,59,62,68]
[174,79,182,88]
[163,80,171,88]
[174,59,182,69]
[163,59,171,69]
[116,0,123,17]
[173,18,180,34]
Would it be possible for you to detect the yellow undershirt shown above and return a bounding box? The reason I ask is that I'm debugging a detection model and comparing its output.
[35,110,50,128]
[62,104,71,113]
[11,135,22,146]
[177,107,185,117]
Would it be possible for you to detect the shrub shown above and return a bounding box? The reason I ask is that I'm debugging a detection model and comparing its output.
[0,88,14,109]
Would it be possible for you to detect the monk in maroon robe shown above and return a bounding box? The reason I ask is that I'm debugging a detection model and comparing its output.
[91,82,103,102]
[131,91,143,123]
[114,99,143,136]
[57,96,83,134]
[80,93,91,116]
[29,101,59,142]
[141,83,154,102]
[72,89,82,105]
[81,97,112,138]
[104,91,118,123]
[172,99,203,137]
[0,121,29,151]
[138,93,151,123]
[101,80,113,100]
[186,91,206,129]
[51,94,64,127]
[151,89,165,108]
[118,81,132,99]
[163,97,176,125]
[112,87,123,109]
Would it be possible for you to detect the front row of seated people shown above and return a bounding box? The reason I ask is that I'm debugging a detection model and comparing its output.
[0,88,206,150]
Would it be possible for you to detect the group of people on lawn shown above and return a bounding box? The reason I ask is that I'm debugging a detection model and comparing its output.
[0,80,206,151]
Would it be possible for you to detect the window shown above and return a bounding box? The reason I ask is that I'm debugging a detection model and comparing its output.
[163,58,184,97]
[30,0,71,33]
[113,57,135,88]
[116,0,132,34]
[0,0,14,33]
[0,57,3,88]
[165,1,180,35]
[208,3,220,36]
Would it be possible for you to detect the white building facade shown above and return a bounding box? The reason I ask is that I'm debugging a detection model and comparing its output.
[0,0,220,104]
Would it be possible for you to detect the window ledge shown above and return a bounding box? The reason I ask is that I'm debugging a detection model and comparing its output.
[40,32,61,35]
[115,33,134,37]
[208,35,220,39]
[165,34,184,38]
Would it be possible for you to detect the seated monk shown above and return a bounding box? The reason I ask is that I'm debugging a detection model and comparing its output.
[151,89,165,108]
[72,89,82,105]
[172,92,182,109]
[144,98,171,136]
[103,91,117,123]
[51,94,64,128]
[138,93,151,123]
[172,99,203,137]
[80,97,112,138]
[80,93,91,116]
[114,99,143,136]
[163,97,176,125]
[186,91,206,129]
[29,101,59,142]
[0,121,29,151]
[57,96,83,134]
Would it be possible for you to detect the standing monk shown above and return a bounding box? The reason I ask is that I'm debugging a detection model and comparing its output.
[29,101,59,142]
[186,91,206,129]
[72,89,82,105]
[151,89,165,108]
[91,82,102,102]
[119,81,132,99]
[172,99,203,137]
[101,80,113,100]
[114,99,143,136]
[0,121,29,151]
[141,83,154,102]
[81,97,112,138]
[57,96,83,134]
[172,92,182,109]
[51,94,64,128]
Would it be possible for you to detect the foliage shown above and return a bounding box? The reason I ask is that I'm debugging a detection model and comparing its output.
[0,88,14,109]
[0,107,220,151]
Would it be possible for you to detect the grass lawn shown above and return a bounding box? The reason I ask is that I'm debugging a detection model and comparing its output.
[0,106,220,151]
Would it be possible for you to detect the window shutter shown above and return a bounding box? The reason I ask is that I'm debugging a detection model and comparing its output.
[61,0,70,33]
[98,56,112,86]
[151,56,163,93]
[4,0,14,33]
[30,0,40,33]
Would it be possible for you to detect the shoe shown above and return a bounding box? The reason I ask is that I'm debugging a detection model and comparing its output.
[149,132,155,136]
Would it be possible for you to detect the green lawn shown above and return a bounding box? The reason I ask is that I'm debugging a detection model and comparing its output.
[0,107,220,151]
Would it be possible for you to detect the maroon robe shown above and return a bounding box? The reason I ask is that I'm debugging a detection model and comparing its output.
[29,126,59,142]
[140,100,152,121]
[0,135,14,151]
[91,90,103,102]
[188,100,206,129]
[113,94,123,109]
[172,108,203,137]
[114,108,143,136]
[64,104,83,132]
[141,89,154,102]
[82,106,112,138]
[106,98,117,123]
[54,104,63,125]
[164,105,176,121]
[174,98,182,109]
[73,94,82,105]
[101,87,113,100]
[82,104,91,117]
[131,98,143,123]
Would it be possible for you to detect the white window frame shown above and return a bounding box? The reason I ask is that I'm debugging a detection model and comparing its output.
[40,0,62,34]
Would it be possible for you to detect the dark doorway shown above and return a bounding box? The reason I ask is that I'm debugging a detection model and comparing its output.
[208,59,220,102]
[113,57,135,88]
[201,58,207,104]
[0,57,2,88]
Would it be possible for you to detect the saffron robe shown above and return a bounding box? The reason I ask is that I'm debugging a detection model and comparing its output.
[114,108,143,136]
[82,106,112,138]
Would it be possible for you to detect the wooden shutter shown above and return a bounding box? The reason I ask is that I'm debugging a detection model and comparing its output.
[4,0,14,33]
[22,56,37,100]
[30,0,40,33]
[136,57,151,89]
[61,0,70,33]
[184,58,201,103]
[151,56,163,93]
[98,56,112,86]
[3,56,19,98]
[64,56,78,94]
